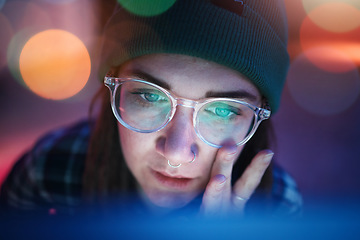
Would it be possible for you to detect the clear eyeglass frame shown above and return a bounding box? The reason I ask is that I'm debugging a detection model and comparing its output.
[104,76,271,148]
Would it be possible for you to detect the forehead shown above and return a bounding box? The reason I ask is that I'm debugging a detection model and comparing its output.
[117,54,261,102]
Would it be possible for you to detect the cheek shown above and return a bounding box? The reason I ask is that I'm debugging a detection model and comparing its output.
[199,144,245,177]
[117,124,149,169]
[117,123,163,171]
[118,124,133,155]
[199,142,245,165]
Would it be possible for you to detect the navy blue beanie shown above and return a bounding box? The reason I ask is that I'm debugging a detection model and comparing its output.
[99,0,290,112]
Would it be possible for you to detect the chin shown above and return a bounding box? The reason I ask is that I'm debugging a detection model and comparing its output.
[146,190,195,209]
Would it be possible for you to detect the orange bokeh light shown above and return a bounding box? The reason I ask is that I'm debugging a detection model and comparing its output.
[300,8,360,73]
[304,2,360,33]
[19,29,91,100]
[287,50,360,115]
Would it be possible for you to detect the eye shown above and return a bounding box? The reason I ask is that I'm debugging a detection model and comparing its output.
[143,92,160,102]
[131,89,168,104]
[215,107,232,117]
[205,103,241,119]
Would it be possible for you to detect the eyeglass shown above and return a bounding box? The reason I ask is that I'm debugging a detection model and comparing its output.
[104,77,271,148]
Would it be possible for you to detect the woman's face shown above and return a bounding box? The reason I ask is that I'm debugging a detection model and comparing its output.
[116,54,261,209]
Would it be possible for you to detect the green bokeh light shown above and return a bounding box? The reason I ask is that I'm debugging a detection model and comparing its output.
[117,0,177,17]
[6,27,48,88]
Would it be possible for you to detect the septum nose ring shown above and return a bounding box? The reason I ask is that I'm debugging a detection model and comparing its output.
[167,150,196,168]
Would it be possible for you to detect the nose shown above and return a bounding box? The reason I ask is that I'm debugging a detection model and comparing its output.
[156,106,198,166]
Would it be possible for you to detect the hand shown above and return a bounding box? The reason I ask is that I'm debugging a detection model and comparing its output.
[200,146,274,217]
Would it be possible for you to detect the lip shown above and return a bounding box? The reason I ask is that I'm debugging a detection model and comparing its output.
[151,170,193,189]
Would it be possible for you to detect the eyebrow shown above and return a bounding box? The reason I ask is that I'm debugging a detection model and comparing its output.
[205,90,258,102]
[125,69,171,90]
[123,68,258,102]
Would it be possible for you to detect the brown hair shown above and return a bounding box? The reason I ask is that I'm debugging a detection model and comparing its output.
[82,87,136,204]
[82,86,275,203]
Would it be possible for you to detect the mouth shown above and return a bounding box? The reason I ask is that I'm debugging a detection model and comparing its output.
[151,170,193,189]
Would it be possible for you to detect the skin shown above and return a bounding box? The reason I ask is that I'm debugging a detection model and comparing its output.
[114,54,273,216]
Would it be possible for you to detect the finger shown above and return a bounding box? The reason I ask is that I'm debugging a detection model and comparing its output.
[232,150,274,208]
[210,144,240,180]
[200,174,227,215]
[201,144,242,216]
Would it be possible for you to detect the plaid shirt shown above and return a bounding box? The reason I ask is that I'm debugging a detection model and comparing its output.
[0,120,302,216]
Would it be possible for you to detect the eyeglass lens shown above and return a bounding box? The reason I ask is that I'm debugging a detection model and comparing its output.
[114,80,256,147]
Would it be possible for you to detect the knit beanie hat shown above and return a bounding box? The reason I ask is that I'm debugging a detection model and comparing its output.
[99,0,289,112]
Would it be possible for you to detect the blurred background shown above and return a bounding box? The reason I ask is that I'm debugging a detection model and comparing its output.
[0,0,359,206]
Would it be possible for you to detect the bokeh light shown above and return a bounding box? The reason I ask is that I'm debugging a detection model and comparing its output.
[300,9,360,72]
[300,45,359,74]
[3,0,52,84]
[117,0,176,16]
[287,49,360,115]
[302,2,360,33]
[302,0,360,13]
[7,28,41,87]
[19,29,91,100]
[0,13,13,71]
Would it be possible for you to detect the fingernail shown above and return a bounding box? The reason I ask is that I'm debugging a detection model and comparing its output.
[263,150,274,163]
[214,174,226,184]
[224,145,237,161]
[214,174,226,191]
